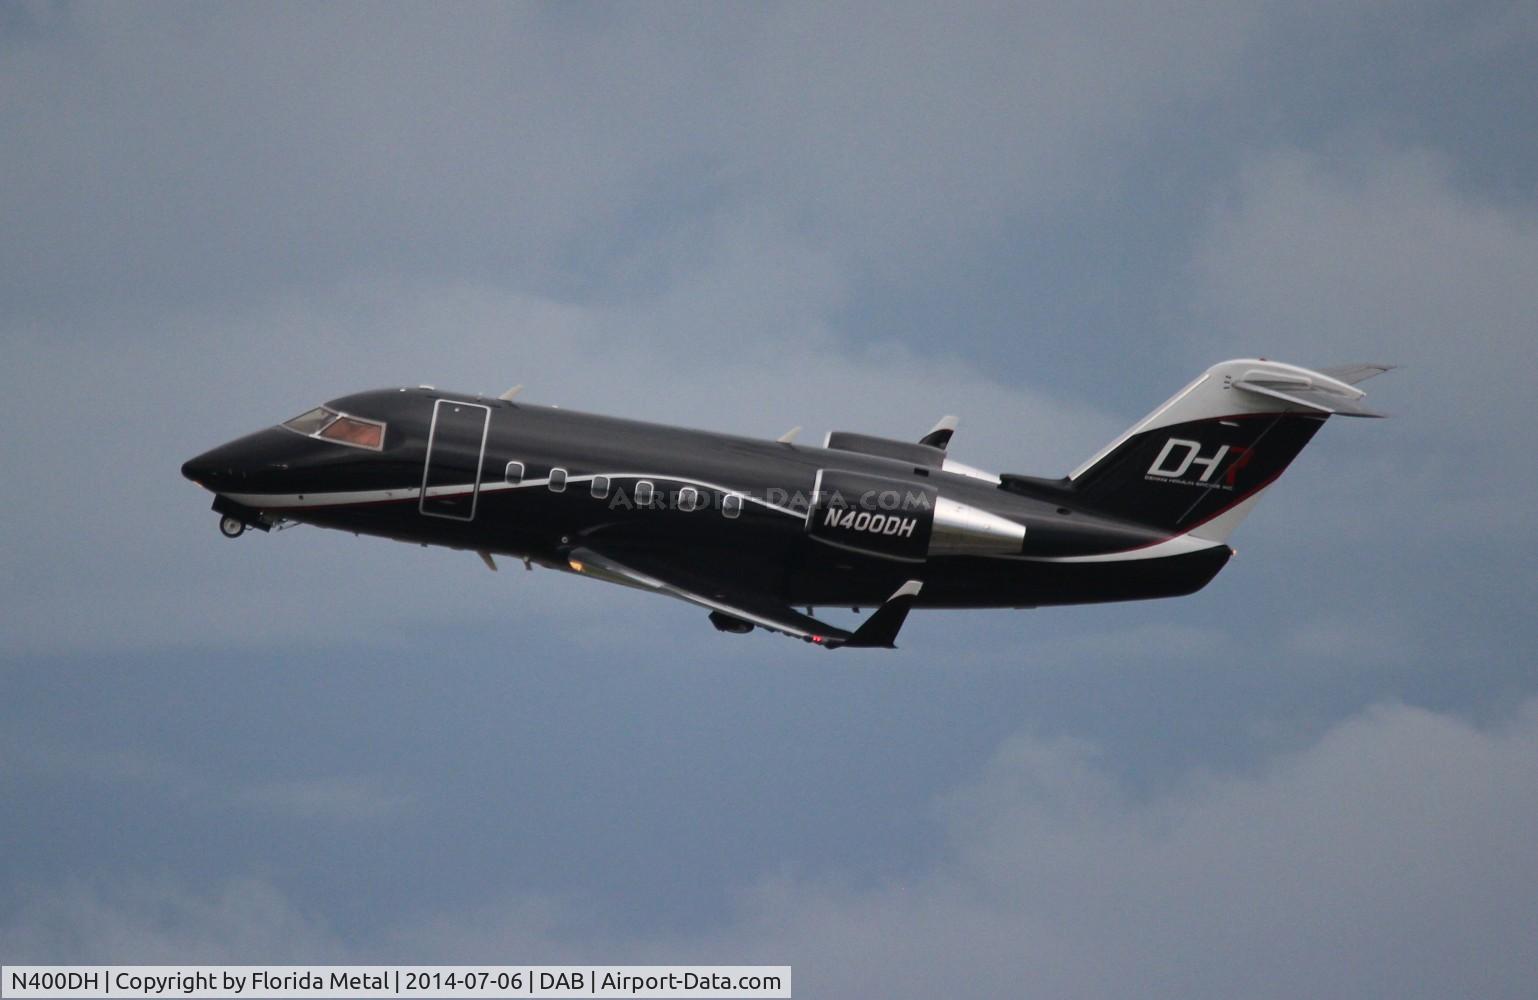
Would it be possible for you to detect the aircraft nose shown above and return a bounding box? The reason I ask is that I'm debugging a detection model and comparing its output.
[181,449,230,489]
[181,433,277,490]
[182,427,318,493]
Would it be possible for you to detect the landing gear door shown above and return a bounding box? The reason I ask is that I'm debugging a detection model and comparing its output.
[420,400,491,521]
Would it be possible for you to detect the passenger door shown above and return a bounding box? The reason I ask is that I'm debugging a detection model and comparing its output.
[420,399,491,520]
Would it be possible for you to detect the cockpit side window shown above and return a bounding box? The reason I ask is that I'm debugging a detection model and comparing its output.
[281,406,386,450]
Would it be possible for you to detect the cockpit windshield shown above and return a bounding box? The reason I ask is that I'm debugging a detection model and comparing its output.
[318,415,384,449]
[281,406,386,451]
[283,406,336,435]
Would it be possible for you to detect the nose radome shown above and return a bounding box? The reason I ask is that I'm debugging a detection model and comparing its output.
[181,450,225,488]
[181,435,265,489]
[181,426,322,494]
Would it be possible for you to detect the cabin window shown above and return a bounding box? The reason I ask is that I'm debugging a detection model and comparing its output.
[548,467,567,492]
[591,475,610,499]
[678,486,699,511]
[722,493,742,519]
[635,480,654,506]
[505,461,524,485]
[318,415,385,450]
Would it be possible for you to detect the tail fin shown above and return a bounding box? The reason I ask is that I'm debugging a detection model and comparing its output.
[1065,359,1387,543]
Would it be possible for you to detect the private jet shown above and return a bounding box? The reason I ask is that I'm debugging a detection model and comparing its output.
[181,359,1389,648]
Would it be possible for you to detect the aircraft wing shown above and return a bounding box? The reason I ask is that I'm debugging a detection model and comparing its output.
[565,544,921,648]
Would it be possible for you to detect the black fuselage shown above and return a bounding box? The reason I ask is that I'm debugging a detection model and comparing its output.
[182,387,1231,614]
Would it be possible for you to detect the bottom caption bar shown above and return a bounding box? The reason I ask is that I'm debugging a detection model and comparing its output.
[1,967,791,999]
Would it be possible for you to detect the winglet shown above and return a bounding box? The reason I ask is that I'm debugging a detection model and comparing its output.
[919,416,959,450]
[836,580,923,649]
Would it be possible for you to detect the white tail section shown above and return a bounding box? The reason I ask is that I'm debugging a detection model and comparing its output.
[1066,359,1387,543]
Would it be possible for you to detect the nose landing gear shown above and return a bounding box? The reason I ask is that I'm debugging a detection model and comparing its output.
[210,497,271,537]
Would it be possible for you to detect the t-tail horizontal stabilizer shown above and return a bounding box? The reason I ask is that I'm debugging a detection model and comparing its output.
[1316,363,1396,386]
[1232,366,1387,417]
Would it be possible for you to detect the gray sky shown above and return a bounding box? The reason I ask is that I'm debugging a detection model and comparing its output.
[3,3,1536,996]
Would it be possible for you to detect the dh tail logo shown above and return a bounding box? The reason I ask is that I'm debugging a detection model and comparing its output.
[1147,438,1250,485]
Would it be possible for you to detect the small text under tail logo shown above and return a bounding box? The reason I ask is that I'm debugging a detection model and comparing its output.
[1146,438,1251,488]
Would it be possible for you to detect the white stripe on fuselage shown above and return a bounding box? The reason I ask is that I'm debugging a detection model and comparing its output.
[223,472,807,519]
[1002,531,1227,563]
[225,475,1232,565]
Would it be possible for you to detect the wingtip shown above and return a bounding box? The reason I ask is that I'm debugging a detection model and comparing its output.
[838,578,924,649]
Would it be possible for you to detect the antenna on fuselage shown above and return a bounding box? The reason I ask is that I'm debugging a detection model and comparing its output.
[499,384,524,401]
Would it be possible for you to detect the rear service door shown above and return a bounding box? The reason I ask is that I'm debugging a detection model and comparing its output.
[420,399,491,520]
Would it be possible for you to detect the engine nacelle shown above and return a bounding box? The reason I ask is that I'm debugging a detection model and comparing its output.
[824,431,945,468]
[807,468,1026,562]
[807,469,936,562]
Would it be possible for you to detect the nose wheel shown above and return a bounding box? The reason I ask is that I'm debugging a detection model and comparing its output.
[209,497,273,535]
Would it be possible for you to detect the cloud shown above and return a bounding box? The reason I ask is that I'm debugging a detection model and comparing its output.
[0,3,1267,315]
[13,699,1533,998]
[1016,620,1227,665]
[0,877,344,965]
[236,778,411,823]
[1189,147,1538,417]
[3,735,410,825]
[688,698,1538,999]
[715,1,1263,269]
[1283,613,1417,667]
[1180,145,1538,568]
